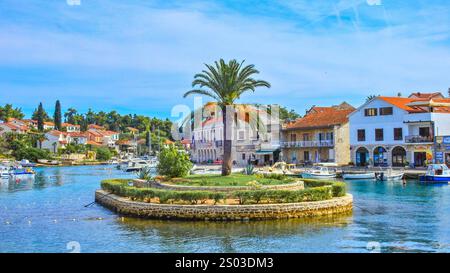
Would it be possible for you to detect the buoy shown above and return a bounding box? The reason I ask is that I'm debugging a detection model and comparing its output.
[5,221,11,225]
[72,218,76,221]
[28,220,32,225]
[53,219,58,223]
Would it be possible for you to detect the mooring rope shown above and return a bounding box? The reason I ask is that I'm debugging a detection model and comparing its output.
[84,192,112,208]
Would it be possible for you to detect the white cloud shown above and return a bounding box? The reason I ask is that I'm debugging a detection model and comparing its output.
[1,0,450,116]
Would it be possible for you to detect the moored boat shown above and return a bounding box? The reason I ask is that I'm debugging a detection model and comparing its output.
[342,172,376,180]
[301,166,336,179]
[376,171,404,181]
[419,164,450,184]
[0,165,10,179]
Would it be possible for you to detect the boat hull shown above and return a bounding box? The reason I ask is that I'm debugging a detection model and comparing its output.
[343,173,376,180]
[301,173,337,179]
[419,175,450,183]
[377,173,404,181]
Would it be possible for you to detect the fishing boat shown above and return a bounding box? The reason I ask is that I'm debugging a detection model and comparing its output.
[342,172,376,180]
[9,166,35,178]
[419,164,450,183]
[301,166,337,179]
[376,170,404,181]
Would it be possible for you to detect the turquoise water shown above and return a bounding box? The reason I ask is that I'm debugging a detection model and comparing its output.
[1,165,450,253]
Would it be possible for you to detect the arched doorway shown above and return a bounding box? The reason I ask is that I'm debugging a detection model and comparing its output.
[356,147,369,166]
[392,146,406,167]
[373,146,387,166]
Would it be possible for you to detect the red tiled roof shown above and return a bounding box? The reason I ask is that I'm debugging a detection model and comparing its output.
[408,92,444,99]
[378,97,450,114]
[67,132,87,138]
[1,122,28,131]
[62,122,80,128]
[88,124,105,130]
[285,104,355,130]
[181,139,191,145]
[44,121,54,126]
[48,130,66,137]
[87,140,102,146]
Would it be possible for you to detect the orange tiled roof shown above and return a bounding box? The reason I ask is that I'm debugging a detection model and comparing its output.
[285,104,355,130]
[87,140,102,146]
[62,122,80,128]
[378,97,450,113]
[67,132,87,138]
[408,92,444,99]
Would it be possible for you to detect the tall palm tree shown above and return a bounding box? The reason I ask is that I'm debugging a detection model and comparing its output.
[183,59,270,175]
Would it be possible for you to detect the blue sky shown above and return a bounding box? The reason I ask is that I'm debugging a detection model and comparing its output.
[1,0,450,120]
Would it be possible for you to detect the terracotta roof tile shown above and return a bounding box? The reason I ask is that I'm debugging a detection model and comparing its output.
[285,104,355,130]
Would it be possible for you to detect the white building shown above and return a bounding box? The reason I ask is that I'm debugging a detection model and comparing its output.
[349,95,450,167]
[186,103,281,166]
[62,123,81,132]
[40,130,88,152]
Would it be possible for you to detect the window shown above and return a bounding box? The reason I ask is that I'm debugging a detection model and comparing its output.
[380,107,393,116]
[357,129,365,141]
[394,128,403,141]
[303,151,309,161]
[290,134,296,142]
[245,112,250,123]
[419,127,430,137]
[364,108,378,116]
[375,129,384,141]
[242,153,246,160]
[302,133,310,141]
[238,130,245,140]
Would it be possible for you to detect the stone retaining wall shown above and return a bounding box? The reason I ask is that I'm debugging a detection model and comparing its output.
[95,189,352,221]
[133,179,305,192]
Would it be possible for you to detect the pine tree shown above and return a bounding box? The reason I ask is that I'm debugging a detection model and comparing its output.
[54,100,62,130]
[37,103,45,132]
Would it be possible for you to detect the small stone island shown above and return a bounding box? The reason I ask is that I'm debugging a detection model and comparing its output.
[96,174,353,221]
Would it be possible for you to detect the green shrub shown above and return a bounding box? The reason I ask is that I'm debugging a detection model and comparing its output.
[157,145,193,178]
[256,173,287,180]
[331,182,346,197]
[95,147,112,161]
[100,178,344,205]
[137,166,153,181]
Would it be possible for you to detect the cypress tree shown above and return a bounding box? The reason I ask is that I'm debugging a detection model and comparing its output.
[37,102,44,132]
[54,100,62,130]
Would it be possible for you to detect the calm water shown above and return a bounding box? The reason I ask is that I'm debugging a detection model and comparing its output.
[1,165,450,253]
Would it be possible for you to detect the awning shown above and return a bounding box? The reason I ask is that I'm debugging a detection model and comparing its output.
[255,150,276,155]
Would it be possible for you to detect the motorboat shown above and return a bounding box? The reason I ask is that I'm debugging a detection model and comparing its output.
[419,164,450,183]
[9,165,35,178]
[301,166,337,179]
[18,159,36,167]
[342,172,376,180]
[37,159,61,165]
[0,165,10,179]
[376,169,404,181]
[120,158,158,172]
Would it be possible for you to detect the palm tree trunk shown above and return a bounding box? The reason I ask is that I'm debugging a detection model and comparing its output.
[222,106,232,176]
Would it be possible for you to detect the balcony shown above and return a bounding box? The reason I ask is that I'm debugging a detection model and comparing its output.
[405,135,434,143]
[281,140,334,148]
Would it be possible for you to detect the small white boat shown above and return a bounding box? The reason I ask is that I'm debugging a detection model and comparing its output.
[0,165,10,179]
[376,170,404,181]
[342,172,376,180]
[18,159,36,167]
[301,166,337,179]
[121,158,158,172]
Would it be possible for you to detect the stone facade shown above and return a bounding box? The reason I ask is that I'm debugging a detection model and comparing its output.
[95,190,353,221]
[133,179,305,192]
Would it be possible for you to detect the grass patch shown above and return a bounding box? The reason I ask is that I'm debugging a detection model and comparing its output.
[162,173,295,187]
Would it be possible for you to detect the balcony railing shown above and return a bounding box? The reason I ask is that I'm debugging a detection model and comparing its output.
[281,140,334,148]
[405,135,434,143]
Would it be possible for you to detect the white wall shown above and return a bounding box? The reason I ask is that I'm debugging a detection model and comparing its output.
[433,113,450,136]
[349,99,407,146]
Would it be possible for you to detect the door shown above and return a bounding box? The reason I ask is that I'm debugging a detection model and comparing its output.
[414,152,426,167]
[446,153,450,167]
